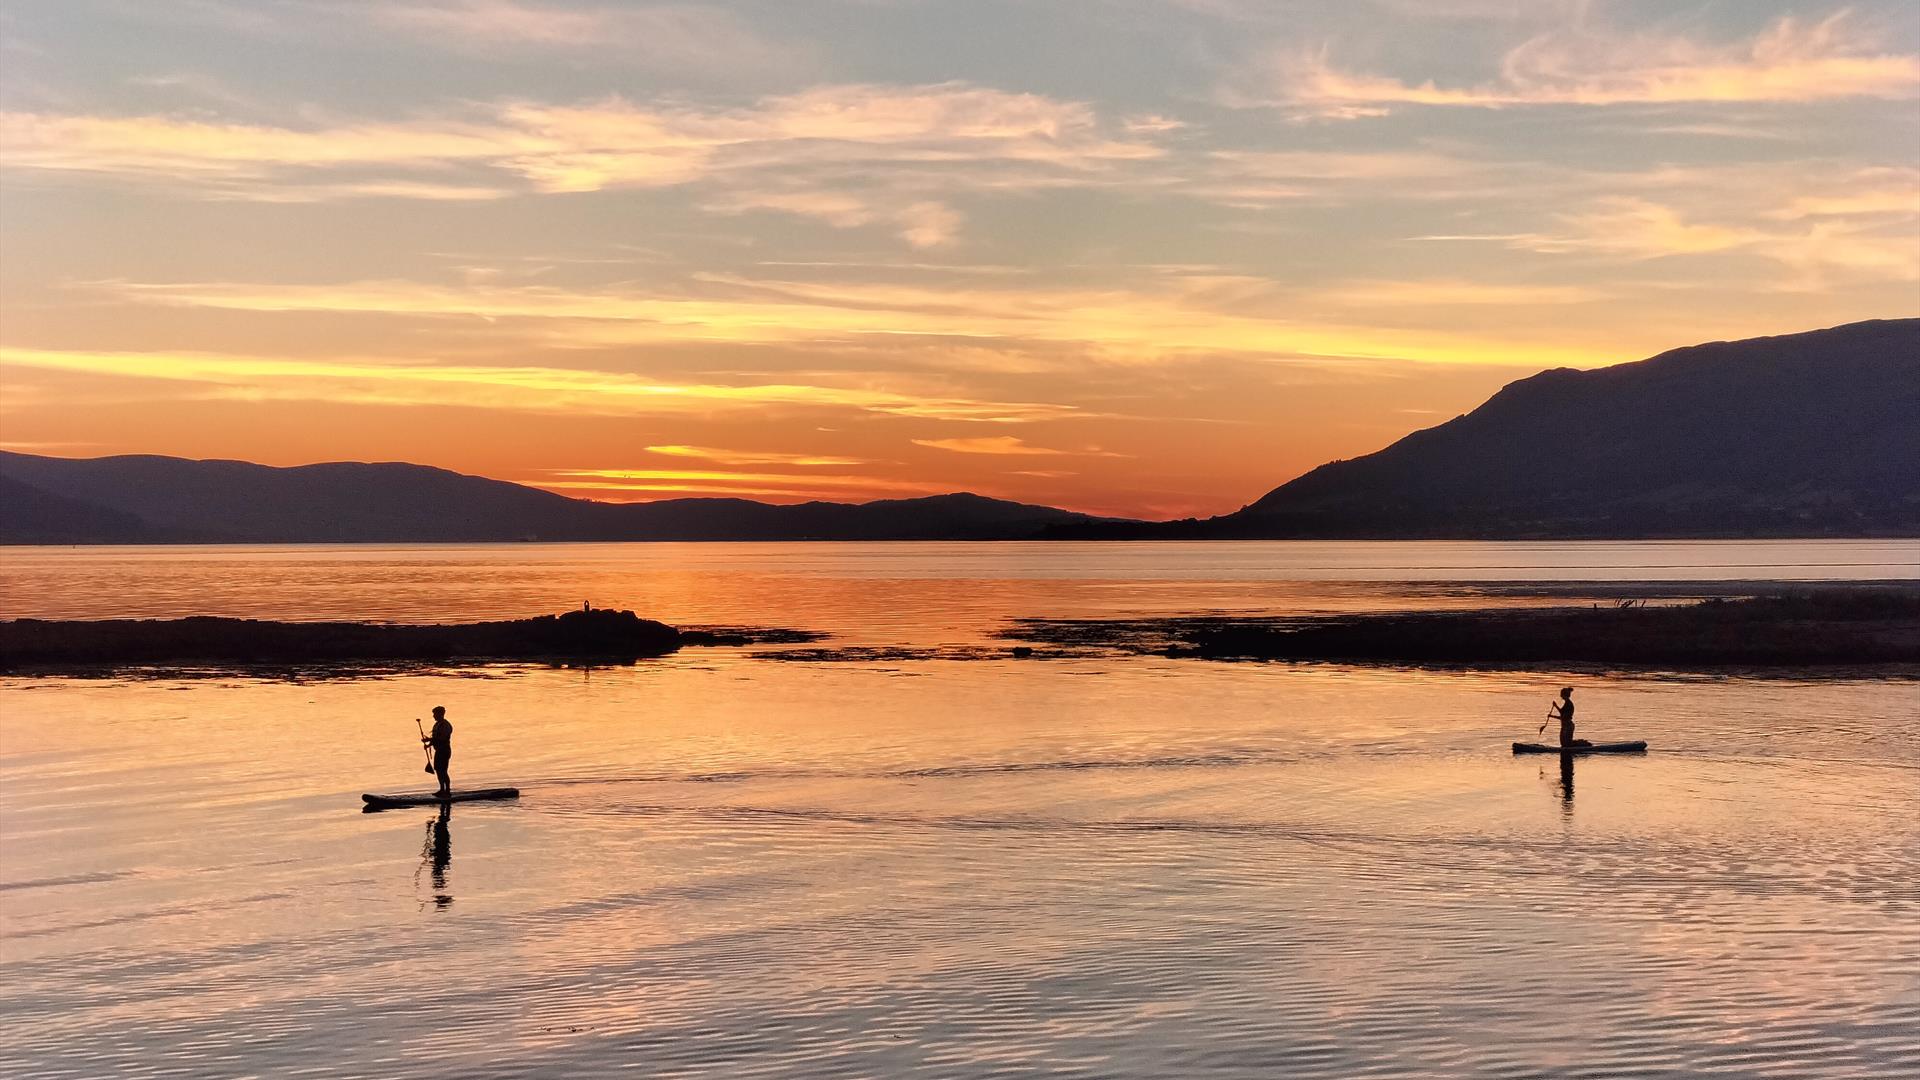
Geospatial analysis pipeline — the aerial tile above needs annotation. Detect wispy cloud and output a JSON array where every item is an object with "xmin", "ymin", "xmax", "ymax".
[
  {"xmin": 133, "ymin": 0, "xmax": 809, "ymax": 73},
  {"xmin": 1312, "ymin": 280, "xmax": 1608, "ymax": 306},
  {"xmin": 214, "ymin": 179, "xmax": 517, "ymax": 203},
  {"xmin": 548, "ymin": 468, "xmax": 938, "ymax": 491},
  {"xmin": 1767, "ymin": 168, "xmax": 1920, "ymax": 218},
  {"xmin": 1208, "ymin": 149, "xmax": 1481, "ymax": 181},
  {"xmin": 0, "ymin": 439, "xmax": 102, "ymax": 452},
  {"xmin": 1417, "ymin": 196, "xmax": 1920, "ymax": 285},
  {"xmin": 83, "ymin": 273, "xmax": 1627, "ymax": 366},
  {"xmin": 1631, "ymin": 121, "xmax": 1798, "ymax": 142},
  {"xmin": 365, "ymin": 1, "xmax": 789, "ymax": 62},
  {"xmin": 912, "ymin": 436, "xmax": 1126, "ymax": 457},
  {"xmin": 703, "ymin": 190, "xmax": 965, "ymax": 249},
  {"xmin": 1193, "ymin": 148, "xmax": 1491, "ymax": 205},
  {"xmin": 540, "ymin": 469, "xmax": 949, "ymax": 502},
  {"xmin": 1238, "ymin": 12, "xmax": 1920, "ymax": 115},
  {"xmin": 912, "ymin": 436, "xmax": 1067, "ymax": 456},
  {"xmin": 0, "ymin": 110, "xmax": 520, "ymax": 179},
  {"xmin": 0, "ymin": 347, "xmax": 1086, "ymax": 423},
  {"xmin": 0, "ymin": 83, "xmax": 1162, "ymax": 222},
  {"xmin": 645, "ymin": 445, "xmax": 872, "ymax": 467}
]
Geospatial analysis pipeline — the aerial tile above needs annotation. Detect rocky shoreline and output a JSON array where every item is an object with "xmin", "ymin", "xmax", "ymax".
[
  {"xmin": 0, "ymin": 608, "xmax": 820, "ymax": 672},
  {"xmin": 7, "ymin": 590, "xmax": 1919, "ymax": 674},
  {"xmin": 1173, "ymin": 591, "xmax": 1920, "ymax": 667},
  {"xmin": 1003, "ymin": 589, "xmax": 1920, "ymax": 668}
]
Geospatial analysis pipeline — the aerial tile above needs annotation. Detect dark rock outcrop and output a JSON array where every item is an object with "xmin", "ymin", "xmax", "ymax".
[
  {"xmin": 1187, "ymin": 591, "xmax": 1920, "ymax": 667},
  {"xmin": 0, "ymin": 608, "xmax": 685, "ymax": 669}
]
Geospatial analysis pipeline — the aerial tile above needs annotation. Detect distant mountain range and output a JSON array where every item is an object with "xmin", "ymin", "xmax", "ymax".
[
  {"xmin": 3, "ymin": 319, "xmax": 1915, "ymax": 543},
  {"xmin": 0, "ymin": 452, "xmax": 1111, "ymax": 543}
]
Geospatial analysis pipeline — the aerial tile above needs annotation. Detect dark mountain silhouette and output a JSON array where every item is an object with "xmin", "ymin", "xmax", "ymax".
[
  {"xmin": 0, "ymin": 474, "xmax": 163, "ymax": 544},
  {"xmin": 1055, "ymin": 318, "xmax": 1919, "ymax": 539},
  {"xmin": 598, "ymin": 490, "xmax": 1102, "ymax": 540},
  {"xmin": 0, "ymin": 452, "xmax": 1119, "ymax": 542},
  {"xmin": 0, "ymin": 455, "xmax": 593, "ymax": 543},
  {"xmin": 1223, "ymin": 319, "xmax": 1919, "ymax": 537}
]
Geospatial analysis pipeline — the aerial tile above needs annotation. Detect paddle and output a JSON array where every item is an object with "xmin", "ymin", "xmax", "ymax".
[
  {"xmin": 1537, "ymin": 706, "xmax": 1557, "ymax": 737},
  {"xmin": 415, "ymin": 718, "xmax": 435, "ymax": 774}
]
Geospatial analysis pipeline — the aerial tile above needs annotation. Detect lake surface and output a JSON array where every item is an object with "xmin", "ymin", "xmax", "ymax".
[{"xmin": 3, "ymin": 541, "xmax": 1918, "ymax": 1078}]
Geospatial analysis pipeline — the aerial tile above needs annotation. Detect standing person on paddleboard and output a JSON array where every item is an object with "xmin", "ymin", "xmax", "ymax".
[
  {"xmin": 422, "ymin": 706, "xmax": 453, "ymax": 798},
  {"xmin": 1550, "ymin": 687, "xmax": 1589, "ymax": 749}
]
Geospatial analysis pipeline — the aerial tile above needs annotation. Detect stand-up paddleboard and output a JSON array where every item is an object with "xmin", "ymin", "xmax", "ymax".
[
  {"xmin": 1512, "ymin": 741, "xmax": 1647, "ymax": 755},
  {"xmin": 362, "ymin": 788, "xmax": 520, "ymax": 809}
]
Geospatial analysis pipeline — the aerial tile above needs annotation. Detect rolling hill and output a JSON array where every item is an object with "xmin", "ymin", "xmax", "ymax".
[
  {"xmin": 0, "ymin": 453, "xmax": 1121, "ymax": 543},
  {"xmin": 1044, "ymin": 318, "xmax": 1918, "ymax": 539},
  {"xmin": 1211, "ymin": 319, "xmax": 1919, "ymax": 538}
]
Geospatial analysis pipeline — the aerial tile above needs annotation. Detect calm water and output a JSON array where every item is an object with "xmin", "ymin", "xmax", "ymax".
[
  {"xmin": 3, "ymin": 539, "xmax": 1916, "ymax": 642},
  {"xmin": 3, "ymin": 541, "xmax": 1918, "ymax": 1078}
]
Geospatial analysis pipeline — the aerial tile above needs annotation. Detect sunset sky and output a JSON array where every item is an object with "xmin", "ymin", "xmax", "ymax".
[{"xmin": 2, "ymin": 1, "xmax": 1914, "ymax": 518}]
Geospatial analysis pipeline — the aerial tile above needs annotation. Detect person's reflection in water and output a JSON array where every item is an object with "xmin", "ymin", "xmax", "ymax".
[
  {"xmin": 1557, "ymin": 752, "xmax": 1576, "ymax": 813},
  {"xmin": 421, "ymin": 803, "xmax": 453, "ymax": 909}
]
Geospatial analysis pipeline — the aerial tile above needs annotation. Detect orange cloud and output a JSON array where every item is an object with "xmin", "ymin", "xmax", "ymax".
[
  {"xmin": 541, "ymin": 469, "xmax": 950, "ymax": 502},
  {"xmin": 1770, "ymin": 170, "xmax": 1920, "ymax": 219},
  {"xmin": 1249, "ymin": 13, "xmax": 1920, "ymax": 114},
  {"xmin": 0, "ymin": 83, "xmax": 1168, "ymax": 250},
  {"xmin": 912, "ymin": 436, "xmax": 1068, "ymax": 456},
  {"xmin": 0, "ymin": 111, "xmax": 530, "ymax": 177},
  {"xmin": 86, "ymin": 273, "xmax": 1624, "ymax": 367},
  {"xmin": 215, "ymin": 179, "xmax": 516, "ymax": 203},
  {"xmin": 0, "ymin": 347, "xmax": 1086, "ymax": 423},
  {"xmin": 1312, "ymin": 280, "xmax": 1608, "ymax": 306},
  {"xmin": 1418, "ymin": 197, "xmax": 1920, "ymax": 283},
  {"xmin": 0, "ymin": 83, "xmax": 1161, "ymax": 209},
  {"xmin": 912, "ymin": 436, "xmax": 1125, "ymax": 457},
  {"xmin": 645, "ymin": 445, "xmax": 873, "ymax": 467},
  {"xmin": 702, "ymin": 190, "xmax": 965, "ymax": 249},
  {"xmin": 549, "ymin": 468, "xmax": 936, "ymax": 490}
]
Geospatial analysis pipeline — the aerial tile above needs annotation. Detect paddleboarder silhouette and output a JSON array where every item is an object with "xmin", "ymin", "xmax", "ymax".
[
  {"xmin": 1548, "ymin": 687, "xmax": 1590, "ymax": 749},
  {"xmin": 422, "ymin": 706, "xmax": 453, "ymax": 798}
]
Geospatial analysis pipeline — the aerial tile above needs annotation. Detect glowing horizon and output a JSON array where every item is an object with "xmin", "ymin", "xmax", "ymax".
[{"xmin": 2, "ymin": 1, "xmax": 1914, "ymax": 518}]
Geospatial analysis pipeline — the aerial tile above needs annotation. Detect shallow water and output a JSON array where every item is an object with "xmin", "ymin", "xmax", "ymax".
[{"xmin": 2, "ymin": 541, "xmax": 1918, "ymax": 1078}]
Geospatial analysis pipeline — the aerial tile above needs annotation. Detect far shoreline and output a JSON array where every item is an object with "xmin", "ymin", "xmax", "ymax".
[
  {"xmin": 0, "ymin": 609, "xmax": 823, "ymax": 674},
  {"xmin": 5, "ymin": 588, "xmax": 1919, "ymax": 676},
  {"xmin": 1012, "ymin": 589, "xmax": 1920, "ymax": 669}
]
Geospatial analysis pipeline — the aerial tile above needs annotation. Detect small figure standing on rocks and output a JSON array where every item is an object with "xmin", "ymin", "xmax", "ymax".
[{"xmin": 422, "ymin": 705, "xmax": 453, "ymax": 798}]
